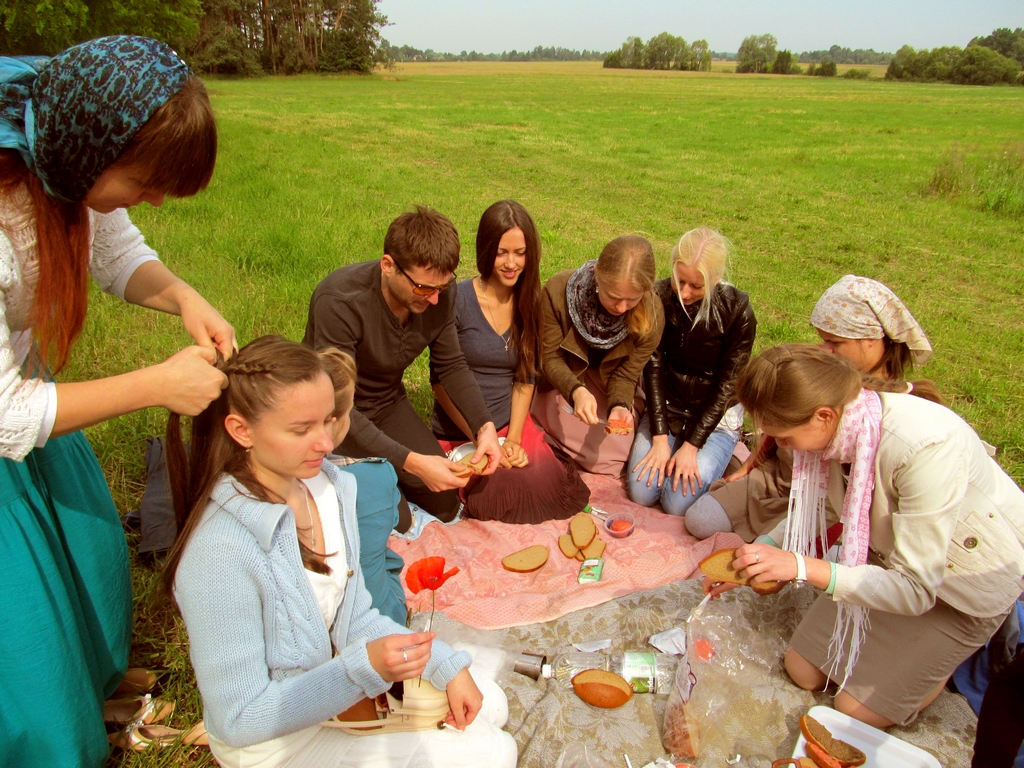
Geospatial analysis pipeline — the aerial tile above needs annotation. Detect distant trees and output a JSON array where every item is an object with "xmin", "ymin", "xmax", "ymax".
[
  {"xmin": 0, "ymin": 0, "xmax": 201, "ymax": 55},
  {"xmin": 806, "ymin": 58, "xmax": 837, "ymax": 77},
  {"xmin": 886, "ymin": 42, "xmax": 1022, "ymax": 85},
  {"xmin": 771, "ymin": 50, "xmax": 801, "ymax": 74},
  {"xmin": 386, "ymin": 45, "xmax": 606, "ymax": 63},
  {"xmin": 736, "ymin": 34, "xmax": 777, "ymax": 73},
  {"xmin": 969, "ymin": 28, "xmax": 1024, "ymax": 67},
  {"xmin": 799, "ymin": 45, "xmax": 891, "ymax": 65},
  {"xmin": 603, "ymin": 32, "xmax": 711, "ymax": 71},
  {"xmin": 0, "ymin": 0, "xmax": 392, "ymax": 75}
]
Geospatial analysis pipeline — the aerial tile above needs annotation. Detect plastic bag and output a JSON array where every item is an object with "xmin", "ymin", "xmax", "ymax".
[
  {"xmin": 554, "ymin": 742, "xmax": 615, "ymax": 768},
  {"xmin": 661, "ymin": 594, "xmax": 779, "ymax": 758}
]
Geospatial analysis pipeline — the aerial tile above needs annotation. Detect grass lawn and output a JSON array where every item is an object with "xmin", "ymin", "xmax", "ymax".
[{"xmin": 83, "ymin": 61, "xmax": 1023, "ymax": 765}]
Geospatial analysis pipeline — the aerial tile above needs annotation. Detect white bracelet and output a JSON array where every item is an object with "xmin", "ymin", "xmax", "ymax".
[{"xmin": 794, "ymin": 552, "xmax": 807, "ymax": 582}]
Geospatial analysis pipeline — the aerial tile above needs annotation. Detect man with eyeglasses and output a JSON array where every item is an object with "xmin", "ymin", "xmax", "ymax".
[{"xmin": 305, "ymin": 206, "xmax": 501, "ymax": 526}]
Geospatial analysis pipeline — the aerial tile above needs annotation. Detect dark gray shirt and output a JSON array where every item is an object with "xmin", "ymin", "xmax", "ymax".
[
  {"xmin": 431, "ymin": 279, "xmax": 516, "ymax": 439},
  {"xmin": 304, "ymin": 261, "xmax": 491, "ymax": 468}
]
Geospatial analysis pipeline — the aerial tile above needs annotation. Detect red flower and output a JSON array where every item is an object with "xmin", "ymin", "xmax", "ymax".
[{"xmin": 405, "ymin": 557, "xmax": 459, "ymax": 595}]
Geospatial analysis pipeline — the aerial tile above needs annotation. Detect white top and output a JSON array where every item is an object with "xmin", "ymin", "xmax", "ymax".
[
  {"xmin": 304, "ymin": 471, "xmax": 350, "ymax": 630},
  {"xmin": 209, "ymin": 471, "xmax": 352, "ymax": 768},
  {"xmin": 0, "ymin": 187, "xmax": 159, "ymax": 459}
]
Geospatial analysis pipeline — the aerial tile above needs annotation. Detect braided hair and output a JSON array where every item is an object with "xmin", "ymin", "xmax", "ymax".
[{"xmin": 163, "ymin": 336, "xmax": 356, "ymax": 599}]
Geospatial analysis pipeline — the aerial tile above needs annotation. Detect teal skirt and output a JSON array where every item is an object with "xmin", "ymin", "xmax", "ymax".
[{"xmin": 0, "ymin": 431, "xmax": 131, "ymax": 768}]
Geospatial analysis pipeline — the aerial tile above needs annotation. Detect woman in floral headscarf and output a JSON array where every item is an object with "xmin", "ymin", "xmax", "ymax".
[
  {"xmin": 0, "ymin": 37, "xmax": 232, "ymax": 766},
  {"xmin": 686, "ymin": 275, "xmax": 933, "ymax": 541}
]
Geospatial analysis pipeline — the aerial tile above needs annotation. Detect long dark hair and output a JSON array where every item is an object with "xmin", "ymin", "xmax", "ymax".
[
  {"xmin": 162, "ymin": 335, "xmax": 356, "ymax": 600},
  {"xmin": 475, "ymin": 200, "xmax": 541, "ymax": 382},
  {"xmin": 0, "ymin": 75, "xmax": 216, "ymax": 372}
]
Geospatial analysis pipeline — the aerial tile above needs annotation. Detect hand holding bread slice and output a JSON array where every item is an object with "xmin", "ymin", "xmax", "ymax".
[
  {"xmin": 451, "ymin": 452, "xmax": 488, "ymax": 478},
  {"xmin": 698, "ymin": 548, "xmax": 783, "ymax": 595}
]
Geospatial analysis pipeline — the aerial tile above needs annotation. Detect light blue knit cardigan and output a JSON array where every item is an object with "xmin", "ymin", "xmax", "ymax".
[{"xmin": 174, "ymin": 461, "xmax": 471, "ymax": 747}]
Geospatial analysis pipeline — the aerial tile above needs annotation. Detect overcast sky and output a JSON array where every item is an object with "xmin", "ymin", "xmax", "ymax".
[{"xmin": 377, "ymin": 0, "xmax": 1021, "ymax": 55}]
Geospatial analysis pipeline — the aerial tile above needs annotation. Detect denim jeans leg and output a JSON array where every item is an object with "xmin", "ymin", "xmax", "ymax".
[
  {"xmin": 661, "ymin": 426, "xmax": 740, "ymax": 516},
  {"xmin": 626, "ymin": 420, "xmax": 668, "ymax": 507}
]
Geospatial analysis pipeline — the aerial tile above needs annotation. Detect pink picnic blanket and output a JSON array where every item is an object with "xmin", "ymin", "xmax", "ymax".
[{"xmin": 389, "ymin": 473, "xmax": 744, "ymax": 630}]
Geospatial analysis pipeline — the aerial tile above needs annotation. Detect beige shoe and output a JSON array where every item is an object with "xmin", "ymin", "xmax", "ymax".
[
  {"xmin": 108, "ymin": 723, "xmax": 184, "ymax": 752},
  {"xmin": 103, "ymin": 694, "xmax": 175, "ymax": 726}
]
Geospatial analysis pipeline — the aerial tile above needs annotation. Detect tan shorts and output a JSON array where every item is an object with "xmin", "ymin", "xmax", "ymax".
[{"xmin": 790, "ymin": 593, "xmax": 1009, "ymax": 726}]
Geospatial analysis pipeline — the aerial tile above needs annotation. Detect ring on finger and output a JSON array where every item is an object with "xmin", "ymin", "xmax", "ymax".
[
  {"xmin": 402, "ymin": 650, "xmax": 408, "ymax": 663},
  {"xmin": 754, "ymin": 552, "xmax": 760, "ymax": 563}
]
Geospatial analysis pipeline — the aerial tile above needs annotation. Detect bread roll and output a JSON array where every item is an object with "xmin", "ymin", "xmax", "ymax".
[{"xmin": 571, "ymin": 669, "xmax": 633, "ymax": 708}]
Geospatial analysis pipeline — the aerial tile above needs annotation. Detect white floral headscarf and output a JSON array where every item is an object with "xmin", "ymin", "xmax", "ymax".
[{"xmin": 810, "ymin": 275, "xmax": 932, "ymax": 366}]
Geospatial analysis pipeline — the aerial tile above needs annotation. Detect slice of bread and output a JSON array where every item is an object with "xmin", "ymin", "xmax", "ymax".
[
  {"xmin": 698, "ymin": 548, "xmax": 783, "ymax": 596},
  {"xmin": 799, "ymin": 715, "xmax": 866, "ymax": 767},
  {"xmin": 569, "ymin": 513, "xmax": 597, "ymax": 549},
  {"xmin": 580, "ymin": 536, "xmax": 606, "ymax": 560},
  {"xmin": 805, "ymin": 743, "xmax": 842, "ymax": 768},
  {"xmin": 558, "ymin": 534, "xmax": 580, "ymax": 559},
  {"xmin": 502, "ymin": 545, "xmax": 549, "ymax": 573},
  {"xmin": 457, "ymin": 453, "xmax": 488, "ymax": 474},
  {"xmin": 604, "ymin": 418, "xmax": 633, "ymax": 436},
  {"xmin": 571, "ymin": 669, "xmax": 633, "ymax": 708}
]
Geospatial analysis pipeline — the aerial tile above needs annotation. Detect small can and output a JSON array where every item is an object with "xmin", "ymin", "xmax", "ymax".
[{"xmin": 578, "ymin": 558, "xmax": 604, "ymax": 583}]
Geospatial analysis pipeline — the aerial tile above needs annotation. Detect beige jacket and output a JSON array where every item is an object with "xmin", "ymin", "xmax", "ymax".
[
  {"xmin": 769, "ymin": 391, "xmax": 1024, "ymax": 618},
  {"xmin": 539, "ymin": 269, "xmax": 664, "ymax": 409}
]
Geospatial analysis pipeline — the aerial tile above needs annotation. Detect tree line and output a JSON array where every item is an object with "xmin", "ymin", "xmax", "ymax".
[
  {"xmin": 0, "ymin": 0, "xmax": 392, "ymax": 75},
  {"xmin": 387, "ymin": 44, "xmax": 606, "ymax": 63},
  {"xmin": 885, "ymin": 28, "xmax": 1024, "ymax": 85},
  {"xmin": 603, "ymin": 33, "xmax": 713, "ymax": 71}
]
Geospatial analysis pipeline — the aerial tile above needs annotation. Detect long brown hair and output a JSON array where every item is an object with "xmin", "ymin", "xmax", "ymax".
[
  {"xmin": 162, "ymin": 336, "xmax": 357, "ymax": 600},
  {"xmin": 475, "ymin": 200, "xmax": 541, "ymax": 382},
  {"xmin": 595, "ymin": 235, "xmax": 658, "ymax": 341},
  {"xmin": 737, "ymin": 344, "xmax": 944, "ymax": 431},
  {"xmin": 0, "ymin": 75, "xmax": 216, "ymax": 372}
]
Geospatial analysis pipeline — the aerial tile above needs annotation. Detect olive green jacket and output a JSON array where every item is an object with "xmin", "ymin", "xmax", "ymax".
[{"xmin": 539, "ymin": 269, "xmax": 664, "ymax": 411}]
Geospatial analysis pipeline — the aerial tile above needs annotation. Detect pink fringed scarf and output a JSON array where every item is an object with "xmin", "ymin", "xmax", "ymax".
[{"xmin": 784, "ymin": 388, "xmax": 882, "ymax": 691}]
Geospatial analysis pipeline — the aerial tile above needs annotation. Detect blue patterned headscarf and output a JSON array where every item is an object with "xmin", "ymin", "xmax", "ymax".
[{"xmin": 0, "ymin": 36, "xmax": 191, "ymax": 203}]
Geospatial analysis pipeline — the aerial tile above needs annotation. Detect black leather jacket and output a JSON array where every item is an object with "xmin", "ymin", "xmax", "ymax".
[{"xmin": 645, "ymin": 279, "xmax": 757, "ymax": 447}]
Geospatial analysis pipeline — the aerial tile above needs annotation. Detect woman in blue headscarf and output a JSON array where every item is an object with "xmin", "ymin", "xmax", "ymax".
[{"xmin": 0, "ymin": 36, "xmax": 232, "ymax": 766}]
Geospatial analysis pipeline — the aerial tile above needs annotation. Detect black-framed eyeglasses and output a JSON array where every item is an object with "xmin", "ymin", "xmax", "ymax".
[{"xmin": 393, "ymin": 261, "xmax": 457, "ymax": 296}]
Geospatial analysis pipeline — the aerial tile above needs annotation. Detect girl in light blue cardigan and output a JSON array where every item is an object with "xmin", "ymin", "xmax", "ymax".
[{"xmin": 164, "ymin": 336, "xmax": 517, "ymax": 768}]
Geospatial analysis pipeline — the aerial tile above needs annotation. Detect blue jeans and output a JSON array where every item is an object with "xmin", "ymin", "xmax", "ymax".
[{"xmin": 626, "ymin": 420, "xmax": 739, "ymax": 516}]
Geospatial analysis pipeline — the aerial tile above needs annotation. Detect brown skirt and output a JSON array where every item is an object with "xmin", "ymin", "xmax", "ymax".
[
  {"xmin": 706, "ymin": 447, "xmax": 794, "ymax": 542},
  {"xmin": 790, "ymin": 592, "xmax": 1009, "ymax": 726}
]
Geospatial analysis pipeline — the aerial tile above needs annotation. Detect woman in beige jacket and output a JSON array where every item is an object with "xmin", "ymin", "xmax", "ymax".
[
  {"xmin": 532, "ymin": 235, "xmax": 664, "ymax": 476},
  {"xmin": 706, "ymin": 345, "xmax": 1024, "ymax": 729}
]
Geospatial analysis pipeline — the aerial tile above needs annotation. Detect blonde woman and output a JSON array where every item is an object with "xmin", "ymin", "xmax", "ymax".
[
  {"xmin": 627, "ymin": 227, "xmax": 756, "ymax": 518},
  {"xmin": 533, "ymin": 235, "xmax": 664, "ymax": 476}
]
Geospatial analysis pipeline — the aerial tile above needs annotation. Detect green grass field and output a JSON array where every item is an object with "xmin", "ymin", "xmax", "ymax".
[{"xmin": 85, "ymin": 61, "xmax": 1023, "ymax": 765}]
